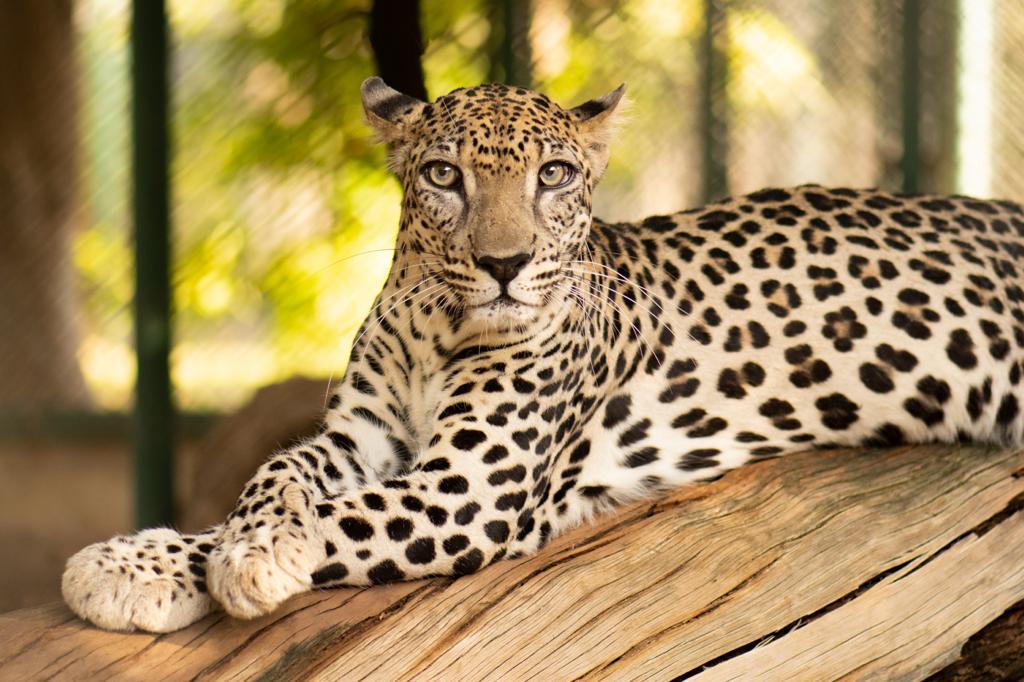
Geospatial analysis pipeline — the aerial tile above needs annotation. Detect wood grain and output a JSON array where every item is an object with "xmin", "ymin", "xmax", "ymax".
[{"xmin": 2, "ymin": 444, "xmax": 1022, "ymax": 681}]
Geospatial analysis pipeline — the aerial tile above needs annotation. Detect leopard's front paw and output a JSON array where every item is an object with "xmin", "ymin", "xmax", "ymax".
[
  {"xmin": 207, "ymin": 483, "xmax": 322, "ymax": 619},
  {"xmin": 62, "ymin": 528, "xmax": 215, "ymax": 632}
]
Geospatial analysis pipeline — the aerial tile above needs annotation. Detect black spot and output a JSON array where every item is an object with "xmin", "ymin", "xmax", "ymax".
[
  {"xmin": 438, "ymin": 402, "xmax": 473, "ymax": 420},
  {"xmin": 482, "ymin": 444, "xmax": 509, "ymax": 464},
  {"xmin": 603, "ymin": 395, "xmax": 632, "ymax": 428},
  {"xmin": 742, "ymin": 362, "xmax": 765, "ymax": 386},
  {"xmin": 452, "ymin": 429, "xmax": 486, "ymax": 451},
  {"xmin": 891, "ymin": 310, "xmax": 932, "ymax": 339},
  {"xmin": 678, "ymin": 449, "xmax": 720, "ymax": 471},
  {"xmin": 859, "ymin": 363, "xmax": 894, "ymax": 393},
  {"xmin": 997, "ymin": 394, "xmax": 1019, "ymax": 425},
  {"xmin": 443, "ymin": 534, "xmax": 469, "ymax": 555},
  {"xmin": 453, "ymin": 548, "xmax": 484, "ymax": 575},
  {"xmin": 815, "ymin": 393, "xmax": 860, "ymax": 430},
  {"xmin": 865, "ymin": 423, "xmax": 906, "ymax": 447},
  {"xmin": 426, "ymin": 506, "xmax": 448, "ymax": 526},
  {"xmin": 512, "ymin": 377, "xmax": 536, "ymax": 393},
  {"xmin": 917, "ymin": 376, "xmax": 951, "ymax": 404},
  {"xmin": 401, "ymin": 495, "xmax": 424, "ymax": 512},
  {"xmin": 484, "ymin": 520, "xmax": 510, "ymax": 543},
  {"xmin": 785, "ymin": 344, "xmax": 813, "ymax": 365},
  {"xmin": 672, "ymin": 408, "xmax": 706, "ymax": 428},
  {"xmin": 667, "ymin": 358, "xmax": 698, "ymax": 378},
  {"xmin": 340, "ymin": 517, "xmax": 374, "ymax": 541},
  {"xmin": 328, "ymin": 432, "xmax": 357, "ymax": 452},
  {"xmin": 385, "ymin": 517, "xmax": 413, "ymax": 541},
  {"xmin": 759, "ymin": 399, "xmax": 794, "ymax": 417},
  {"xmin": 717, "ymin": 369, "xmax": 746, "ymax": 399},
  {"xmin": 658, "ymin": 378, "xmax": 700, "ymax": 403},
  {"xmin": 946, "ymin": 329, "xmax": 978, "ymax": 369},
  {"xmin": 421, "ymin": 458, "xmax": 450, "ymax": 472},
  {"xmin": 368, "ymin": 559, "xmax": 405, "ymax": 584},
  {"xmin": 454, "ymin": 502, "xmax": 481, "ymax": 525},
  {"xmin": 567, "ymin": 440, "xmax": 591, "ymax": 463},
  {"xmin": 783, "ymin": 320, "xmax": 806, "ymax": 337},
  {"xmin": 904, "ymin": 398, "xmax": 944, "ymax": 426},
  {"xmin": 405, "ymin": 538, "xmax": 436, "ymax": 564},
  {"xmin": 488, "ymin": 465, "xmax": 527, "ymax": 485},
  {"xmin": 749, "ymin": 188, "xmax": 792, "ymax": 203},
  {"xmin": 311, "ymin": 562, "xmax": 348, "ymax": 585},
  {"xmin": 496, "ymin": 491, "xmax": 528, "ymax": 511},
  {"xmin": 363, "ymin": 493, "xmax": 386, "ymax": 511},
  {"xmin": 625, "ymin": 447, "xmax": 659, "ymax": 468},
  {"xmin": 877, "ymin": 344, "xmax": 919, "ymax": 372},
  {"xmin": 578, "ymin": 485, "xmax": 609, "ymax": 498},
  {"xmin": 687, "ymin": 417, "xmax": 727, "ymax": 438},
  {"xmin": 439, "ymin": 475, "xmax": 469, "ymax": 494},
  {"xmin": 618, "ymin": 418, "xmax": 651, "ymax": 447}
]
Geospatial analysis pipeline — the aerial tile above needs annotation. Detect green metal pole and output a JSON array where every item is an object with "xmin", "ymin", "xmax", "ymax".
[
  {"xmin": 131, "ymin": 0, "xmax": 174, "ymax": 529},
  {"xmin": 901, "ymin": 0, "xmax": 922, "ymax": 193},
  {"xmin": 700, "ymin": 0, "xmax": 729, "ymax": 203},
  {"xmin": 501, "ymin": 0, "xmax": 532, "ymax": 88}
]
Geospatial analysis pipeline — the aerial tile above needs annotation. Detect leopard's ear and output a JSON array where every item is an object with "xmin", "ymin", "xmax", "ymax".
[
  {"xmin": 361, "ymin": 77, "xmax": 427, "ymax": 144},
  {"xmin": 569, "ymin": 83, "xmax": 627, "ymax": 181}
]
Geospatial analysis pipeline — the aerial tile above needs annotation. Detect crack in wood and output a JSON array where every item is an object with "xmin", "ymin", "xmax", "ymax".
[
  {"xmin": 668, "ymin": 485, "xmax": 1024, "ymax": 680},
  {"xmin": 254, "ymin": 581, "xmax": 445, "ymax": 680},
  {"xmin": 586, "ymin": 557, "xmax": 784, "ymax": 678},
  {"xmin": 894, "ymin": 490, "xmax": 1024, "ymax": 584},
  {"xmin": 190, "ymin": 599, "xmax": 330, "ymax": 680},
  {"xmin": 670, "ymin": 557, "xmax": 916, "ymax": 681},
  {"xmin": 0, "ymin": 613, "xmax": 77, "ymax": 668},
  {"xmin": 404, "ymin": 534, "xmax": 634, "ymax": 675}
]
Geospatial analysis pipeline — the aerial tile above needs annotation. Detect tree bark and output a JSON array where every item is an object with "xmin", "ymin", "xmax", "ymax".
[
  {"xmin": 2, "ymin": 443, "xmax": 1022, "ymax": 679},
  {"xmin": 0, "ymin": 1, "xmax": 90, "ymax": 410}
]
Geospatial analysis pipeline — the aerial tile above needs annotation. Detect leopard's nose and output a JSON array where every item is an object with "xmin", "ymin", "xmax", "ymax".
[{"xmin": 474, "ymin": 252, "xmax": 533, "ymax": 285}]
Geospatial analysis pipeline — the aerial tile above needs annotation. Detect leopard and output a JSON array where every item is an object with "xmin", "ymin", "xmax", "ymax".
[{"xmin": 62, "ymin": 77, "xmax": 1024, "ymax": 632}]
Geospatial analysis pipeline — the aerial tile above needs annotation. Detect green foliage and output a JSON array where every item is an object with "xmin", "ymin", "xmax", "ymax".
[{"xmin": 75, "ymin": 0, "xmax": 973, "ymax": 409}]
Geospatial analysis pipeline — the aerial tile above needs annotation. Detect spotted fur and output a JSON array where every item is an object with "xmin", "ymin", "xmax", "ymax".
[{"xmin": 63, "ymin": 79, "xmax": 1024, "ymax": 632}]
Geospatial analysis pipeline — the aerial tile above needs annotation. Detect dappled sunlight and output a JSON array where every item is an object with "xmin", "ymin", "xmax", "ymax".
[{"xmin": 66, "ymin": 0, "xmax": 1022, "ymax": 411}]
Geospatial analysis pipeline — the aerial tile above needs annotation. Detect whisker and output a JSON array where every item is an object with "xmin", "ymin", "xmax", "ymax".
[{"xmin": 560, "ymin": 272, "xmax": 664, "ymax": 369}]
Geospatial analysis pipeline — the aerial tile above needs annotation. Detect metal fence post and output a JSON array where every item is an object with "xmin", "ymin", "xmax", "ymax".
[
  {"xmin": 131, "ymin": 0, "xmax": 174, "ymax": 529},
  {"xmin": 700, "ymin": 0, "xmax": 729, "ymax": 203},
  {"xmin": 901, "ymin": 0, "xmax": 922, "ymax": 193},
  {"xmin": 490, "ymin": 0, "xmax": 532, "ymax": 87}
]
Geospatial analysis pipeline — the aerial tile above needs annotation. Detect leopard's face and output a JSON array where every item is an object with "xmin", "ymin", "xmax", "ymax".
[{"xmin": 361, "ymin": 79, "xmax": 624, "ymax": 335}]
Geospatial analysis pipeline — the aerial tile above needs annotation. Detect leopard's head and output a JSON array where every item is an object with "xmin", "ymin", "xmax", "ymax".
[{"xmin": 361, "ymin": 78, "xmax": 624, "ymax": 337}]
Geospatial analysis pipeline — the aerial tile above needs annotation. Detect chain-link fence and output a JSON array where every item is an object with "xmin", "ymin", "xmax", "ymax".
[
  {"xmin": 52, "ymin": 0, "xmax": 1024, "ymax": 412},
  {"xmin": 1, "ymin": 0, "xmax": 1023, "ymax": 610}
]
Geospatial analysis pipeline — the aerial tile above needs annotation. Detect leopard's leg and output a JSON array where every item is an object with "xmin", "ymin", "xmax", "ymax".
[
  {"xmin": 62, "ymin": 392, "xmax": 408, "ymax": 631},
  {"xmin": 206, "ymin": 371, "xmax": 561, "ymax": 619}
]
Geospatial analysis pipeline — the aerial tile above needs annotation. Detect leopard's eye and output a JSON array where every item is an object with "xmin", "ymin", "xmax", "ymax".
[
  {"xmin": 538, "ymin": 161, "xmax": 574, "ymax": 188},
  {"xmin": 423, "ymin": 162, "xmax": 461, "ymax": 189}
]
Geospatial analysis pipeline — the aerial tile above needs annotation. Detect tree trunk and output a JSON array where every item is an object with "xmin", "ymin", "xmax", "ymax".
[
  {"xmin": 0, "ymin": 1, "xmax": 90, "ymax": 411},
  {"xmin": 368, "ymin": 0, "xmax": 428, "ymax": 100},
  {"xmin": 2, "ymin": 443, "xmax": 1022, "ymax": 679}
]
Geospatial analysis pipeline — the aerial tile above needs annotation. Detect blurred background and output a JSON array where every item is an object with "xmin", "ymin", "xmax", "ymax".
[{"xmin": 1, "ymin": 0, "xmax": 1022, "ymax": 612}]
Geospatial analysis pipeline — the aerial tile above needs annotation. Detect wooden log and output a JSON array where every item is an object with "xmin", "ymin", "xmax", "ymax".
[{"xmin": 2, "ymin": 443, "xmax": 1022, "ymax": 680}]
